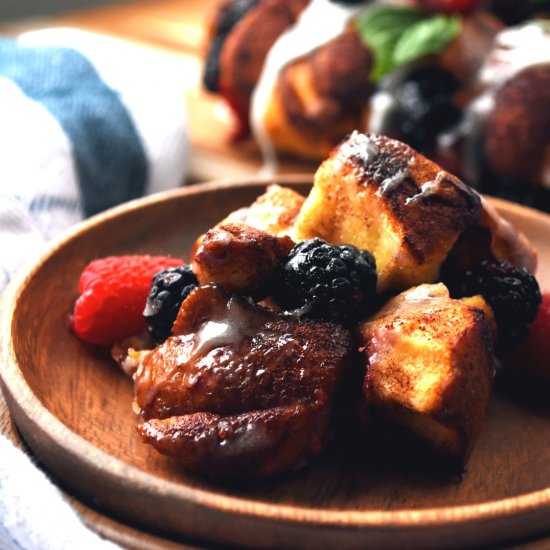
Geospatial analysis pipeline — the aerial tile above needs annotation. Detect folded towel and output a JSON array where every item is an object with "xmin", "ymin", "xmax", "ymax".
[
  {"xmin": 0, "ymin": 27, "xmax": 191, "ymax": 548},
  {"xmin": 0, "ymin": 433, "xmax": 120, "ymax": 550},
  {"xmin": 0, "ymin": 27, "xmax": 190, "ymax": 291}
]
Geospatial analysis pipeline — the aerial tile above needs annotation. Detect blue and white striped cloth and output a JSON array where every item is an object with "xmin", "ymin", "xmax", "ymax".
[
  {"xmin": 0, "ymin": 27, "xmax": 190, "ymax": 291},
  {"xmin": 0, "ymin": 27, "xmax": 192, "ymax": 549}
]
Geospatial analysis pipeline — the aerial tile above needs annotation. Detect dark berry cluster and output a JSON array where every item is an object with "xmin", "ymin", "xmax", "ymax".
[
  {"xmin": 274, "ymin": 238, "xmax": 378, "ymax": 325},
  {"xmin": 386, "ymin": 67, "xmax": 461, "ymax": 152},
  {"xmin": 203, "ymin": 0, "xmax": 260, "ymax": 92},
  {"xmin": 144, "ymin": 265, "xmax": 198, "ymax": 343},
  {"xmin": 441, "ymin": 259, "xmax": 541, "ymax": 353}
]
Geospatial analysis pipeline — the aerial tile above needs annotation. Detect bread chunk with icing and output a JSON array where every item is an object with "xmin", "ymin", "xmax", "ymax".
[
  {"xmin": 134, "ymin": 286, "xmax": 352, "ymax": 477},
  {"xmin": 262, "ymin": 31, "xmax": 373, "ymax": 160},
  {"xmin": 483, "ymin": 64, "xmax": 550, "ymax": 188},
  {"xmin": 213, "ymin": 0, "xmax": 309, "ymax": 130},
  {"xmin": 292, "ymin": 132, "xmax": 483, "ymax": 292},
  {"xmin": 192, "ymin": 223, "xmax": 294, "ymax": 296},
  {"xmin": 358, "ymin": 283, "xmax": 494, "ymax": 463}
]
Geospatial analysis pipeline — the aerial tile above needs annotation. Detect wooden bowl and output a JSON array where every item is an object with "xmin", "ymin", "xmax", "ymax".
[{"xmin": 1, "ymin": 176, "xmax": 550, "ymax": 550}]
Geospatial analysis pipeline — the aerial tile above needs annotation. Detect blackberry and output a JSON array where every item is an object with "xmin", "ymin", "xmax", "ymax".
[
  {"xmin": 386, "ymin": 67, "xmax": 461, "ymax": 152},
  {"xmin": 274, "ymin": 238, "xmax": 378, "ymax": 325},
  {"xmin": 203, "ymin": 0, "xmax": 260, "ymax": 92},
  {"xmin": 441, "ymin": 259, "xmax": 541, "ymax": 353},
  {"xmin": 144, "ymin": 264, "xmax": 198, "ymax": 343}
]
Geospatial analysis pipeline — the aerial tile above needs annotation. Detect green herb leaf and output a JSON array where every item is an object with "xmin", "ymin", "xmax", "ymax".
[
  {"xmin": 355, "ymin": 6, "xmax": 462, "ymax": 81},
  {"xmin": 355, "ymin": 6, "xmax": 425, "ymax": 81},
  {"xmin": 393, "ymin": 15, "xmax": 461, "ymax": 66}
]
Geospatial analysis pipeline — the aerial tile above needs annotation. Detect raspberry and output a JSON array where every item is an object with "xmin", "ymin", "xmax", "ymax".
[
  {"xmin": 505, "ymin": 292, "xmax": 550, "ymax": 380},
  {"xmin": 144, "ymin": 265, "xmax": 199, "ymax": 344},
  {"xmin": 71, "ymin": 255, "xmax": 182, "ymax": 345},
  {"xmin": 274, "ymin": 238, "xmax": 378, "ymax": 325}
]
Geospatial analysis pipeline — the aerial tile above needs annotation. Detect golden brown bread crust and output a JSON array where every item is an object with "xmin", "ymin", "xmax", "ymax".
[
  {"xmin": 358, "ymin": 283, "xmax": 494, "ymax": 462},
  {"xmin": 216, "ymin": 183, "xmax": 305, "ymax": 236},
  {"xmin": 138, "ymin": 403, "xmax": 325, "ymax": 477},
  {"xmin": 293, "ymin": 132, "xmax": 538, "ymax": 290},
  {"xmin": 192, "ymin": 223, "xmax": 294, "ymax": 296},
  {"xmin": 263, "ymin": 31, "xmax": 373, "ymax": 159},
  {"xmin": 193, "ymin": 184, "xmax": 303, "ymax": 260},
  {"xmin": 293, "ymin": 132, "xmax": 482, "ymax": 291},
  {"xmin": 219, "ymin": 0, "xmax": 308, "ymax": 119},
  {"xmin": 134, "ymin": 286, "xmax": 352, "ymax": 476}
]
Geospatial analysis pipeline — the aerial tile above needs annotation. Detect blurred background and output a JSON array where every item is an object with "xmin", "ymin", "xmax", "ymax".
[{"xmin": 0, "ymin": 0, "xmax": 120, "ymax": 22}]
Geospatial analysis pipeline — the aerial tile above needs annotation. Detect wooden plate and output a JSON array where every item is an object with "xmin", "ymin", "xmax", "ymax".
[{"xmin": 1, "ymin": 176, "xmax": 550, "ymax": 550}]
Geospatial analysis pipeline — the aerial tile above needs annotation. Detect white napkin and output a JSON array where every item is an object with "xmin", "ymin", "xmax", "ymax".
[
  {"xmin": 0, "ymin": 27, "xmax": 192, "ymax": 547},
  {"xmin": 0, "ymin": 434, "xmax": 120, "ymax": 550},
  {"xmin": 0, "ymin": 27, "xmax": 190, "ymax": 292}
]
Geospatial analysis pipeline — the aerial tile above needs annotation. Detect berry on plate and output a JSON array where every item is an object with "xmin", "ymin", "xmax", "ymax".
[
  {"xmin": 71, "ymin": 255, "xmax": 182, "ymax": 345},
  {"xmin": 504, "ymin": 292, "xmax": 550, "ymax": 382},
  {"xmin": 143, "ymin": 265, "xmax": 199, "ymax": 344},
  {"xmin": 441, "ymin": 259, "xmax": 541, "ymax": 353},
  {"xmin": 274, "ymin": 238, "xmax": 378, "ymax": 325}
]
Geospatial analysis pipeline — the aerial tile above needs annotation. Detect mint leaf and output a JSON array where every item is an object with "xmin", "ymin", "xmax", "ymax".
[
  {"xmin": 394, "ymin": 15, "xmax": 461, "ymax": 66},
  {"xmin": 356, "ymin": 6, "xmax": 425, "ymax": 81},
  {"xmin": 355, "ymin": 6, "xmax": 461, "ymax": 81}
]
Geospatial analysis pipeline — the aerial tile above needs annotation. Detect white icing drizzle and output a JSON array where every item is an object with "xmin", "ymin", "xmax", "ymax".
[
  {"xmin": 339, "ymin": 130, "xmax": 380, "ymax": 166},
  {"xmin": 367, "ymin": 90, "xmax": 395, "ymax": 135},
  {"xmin": 250, "ymin": 0, "xmax": 367, "ymax": 175},
  {"xmin": 190, "ymin": 297, "xmax": 264, "ymax": 358},
  {"xmin": 440, "ymin": 23, "xmax": 550, "ymax": 185},
  {"xmin": 479, "ymin": 23, "xmax": 550, "ymax": 88},
  {"xmin": 376, "ymin": 168, "xmax": 409, "ymax": 196},
  {"xmin": 404, "ymin": 171, "xmax": 446, "ymax": 205}
]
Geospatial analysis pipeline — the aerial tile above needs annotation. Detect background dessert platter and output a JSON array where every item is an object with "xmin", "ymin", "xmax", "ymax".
[
  {"xmin": 203, "ymin": 0, "xmax": 550, "ymax": 210},
  {"xmin": 1, "ymin": 170, "xmax": 550, "ymax": 549}
]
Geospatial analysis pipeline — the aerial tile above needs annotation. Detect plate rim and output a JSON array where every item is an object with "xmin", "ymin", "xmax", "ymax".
[{"xmin": 2, "ymin": 176, "xmax": 550, "ymax": 540}]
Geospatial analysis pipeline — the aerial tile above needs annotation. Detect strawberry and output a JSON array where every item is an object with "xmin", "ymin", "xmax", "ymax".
[
  {"xmin": 415, "ymin": 0, "xmax": 482, "ymax": 13},
  {"xmin": 504, "ymin": 292, "xmax": 550, "ymax": 382},
  {"xmin": 71, "ymin": 255, "xmax": 182, "ymax": 345}
]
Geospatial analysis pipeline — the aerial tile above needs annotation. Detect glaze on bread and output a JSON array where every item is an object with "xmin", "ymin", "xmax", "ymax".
[
  {"xmin": 293, "ymin": 132, "xmax": 482, "ymax": 291},
  {"xmin": 358, "ymin": 283, "xmax": 494, "ymax": 462}
]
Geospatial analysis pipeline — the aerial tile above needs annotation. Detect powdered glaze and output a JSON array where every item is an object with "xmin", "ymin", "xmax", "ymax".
[
  {"xmin": 479, "ymin": 23, "xmax": 550, "ymax": 88},
  {"xmin": 191, "ymin": 297, "xmax": 264, "ymax": 358},
  {"xmin": 405, "ymin": 171, "xmax": 447, "ymax": 205},
  {"xmin": 250, "ymin": 0, "xmax": 367, "ymax": 175},
  {"xmin": 367, "ymin": 90, "xmax": 396, "ymax": 135},
  {"xmin": 339, "ymin": 130, "xmax": 380, "ymax": 167},
  {"xmin": 444, "ymin": 23, "xmax": 550, "ymax": 184}
]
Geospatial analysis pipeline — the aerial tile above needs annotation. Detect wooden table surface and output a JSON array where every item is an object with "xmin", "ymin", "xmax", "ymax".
[
  {"xmin": 56, "ymin": 0, "xmax": 317, "ymax": 183},
  {"xmin": 1, "ymin": 1, "xmax": 550, "ymax": 548}
]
